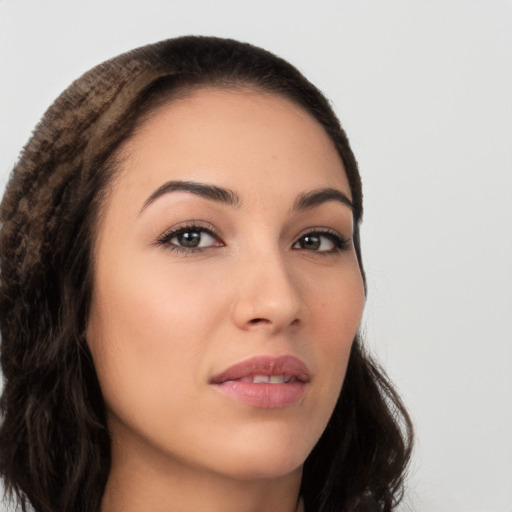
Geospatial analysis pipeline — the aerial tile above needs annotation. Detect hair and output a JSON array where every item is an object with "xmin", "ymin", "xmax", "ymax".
[{"xmin": 0, "ymin": 36, "xmax": 413, "ymax": 512}]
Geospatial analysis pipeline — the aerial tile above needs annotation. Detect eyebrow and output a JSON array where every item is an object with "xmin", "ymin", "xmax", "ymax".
[
  {"xmin": 140, "ymin": 180, "xmax": 353, "ymax": 215},
  {"xmin": 293, "ymin": 188, "xmax": 354, "ymax": 212},
  {"xmin": 141, "ymin": 180, "xmax": 241, "ymax": 212}
]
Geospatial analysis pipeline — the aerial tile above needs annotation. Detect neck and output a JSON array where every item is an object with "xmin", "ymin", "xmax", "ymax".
[{"xmin": 101, "ymin": 429, "xmax": 303, "ymax": 512}]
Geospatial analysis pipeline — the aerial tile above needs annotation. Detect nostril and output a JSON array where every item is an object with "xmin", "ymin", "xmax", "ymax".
[{"xmin": 249, "ymin": 318, "xmax": 267, "ymax": 324}]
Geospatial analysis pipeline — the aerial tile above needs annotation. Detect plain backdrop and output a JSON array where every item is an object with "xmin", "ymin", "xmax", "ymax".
[{"xmin": 1, "ymin": 1, "xmax": 511, "ymax": 511}]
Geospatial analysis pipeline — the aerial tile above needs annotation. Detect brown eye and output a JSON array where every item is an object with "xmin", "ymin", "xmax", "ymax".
[
  {"xmin": 174, "ymin": 231, "xmax": 202, "ymax": 247},
  {"xmin": 292, "ymin": 230, "xmax": 349, "ymax": 253},
  {"xmin": 157, "ymin": 224, "xmax": 224, "ymax": 254},
  {"xmin": 300, "ymin": 235, "xmax": 322, "ymax": 250},
  {"xmin": 295, "ymin": 234, "xmax": 334, "ymax": 251},
  {"xmin": 170, "ymin": 229, "xmax": 218, "ymax": 249}
]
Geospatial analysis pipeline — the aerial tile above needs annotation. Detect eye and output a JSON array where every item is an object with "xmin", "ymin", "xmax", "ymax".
[
  {"xmin": 157, "ymin": 224, "xmax": 223, "ymax": 253},
  {"xmin": 292, "ymin": 230, "xmax": 349, "ymax": 253},
  {"xmin": 171, "ymin": 229, "xmax": 216, "ymax": 248}
]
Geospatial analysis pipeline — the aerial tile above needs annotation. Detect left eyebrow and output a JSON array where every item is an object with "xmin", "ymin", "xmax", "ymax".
[{"xmin": 293, "ymin": 188, "xmax": 354, "ymax": 212}]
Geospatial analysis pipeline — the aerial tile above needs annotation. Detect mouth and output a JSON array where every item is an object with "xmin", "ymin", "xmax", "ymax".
[
  {"xmin": 238, "ymin": 375, "xmax": 297, "ymax": 384},
  {"xmin": 210, "ymin": 355, "xmax": 310, "ymax": 409}
]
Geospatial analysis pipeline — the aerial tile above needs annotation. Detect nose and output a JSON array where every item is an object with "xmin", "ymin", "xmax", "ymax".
[{"xmin": 231, "ymin": 249, "xmax": 304, "ymax": 334}]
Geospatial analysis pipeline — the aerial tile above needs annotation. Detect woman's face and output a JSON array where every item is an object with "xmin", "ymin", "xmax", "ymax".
[{"xmin": 87, "ymin": 88, "xmax": 365, "ymax": 480}]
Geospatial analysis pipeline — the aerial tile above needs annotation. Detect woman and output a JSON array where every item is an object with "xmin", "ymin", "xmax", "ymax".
[{"xmin": 0, "ymin": 36, "xmax": 412, "ymax": 512}]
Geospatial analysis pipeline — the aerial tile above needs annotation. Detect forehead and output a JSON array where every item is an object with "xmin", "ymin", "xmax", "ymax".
[{"xmin": 113, "ymin": 87, "xmax": 351, "ymax": 208}]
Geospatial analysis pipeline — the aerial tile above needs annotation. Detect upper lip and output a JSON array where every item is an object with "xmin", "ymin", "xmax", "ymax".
[{"xmin": 210, "ymin": 355, "xmax": 310, "ymax": 384}]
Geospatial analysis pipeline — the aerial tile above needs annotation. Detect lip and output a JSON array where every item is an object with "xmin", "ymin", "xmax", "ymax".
[{"xmin": 210, "ymin": 355, "xmax": 310, "ymax": 409}]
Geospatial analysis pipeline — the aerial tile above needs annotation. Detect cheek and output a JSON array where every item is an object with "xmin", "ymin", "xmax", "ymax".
[
  {"xmin": 303, "ymin": 261, "xmax": 365, "ymax": 398},
  {"xmin": 305, "ymin": 258, "xmax": 364, "ymax": 339},
  {"xmin": 86, "ymin": 257, "xmax": 228, "ymax": 415}
]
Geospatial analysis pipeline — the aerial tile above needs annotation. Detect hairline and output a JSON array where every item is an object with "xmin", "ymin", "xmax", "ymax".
[{"xmin": 92, "ymin": 80, "xmax": 352, "ymax": 248}]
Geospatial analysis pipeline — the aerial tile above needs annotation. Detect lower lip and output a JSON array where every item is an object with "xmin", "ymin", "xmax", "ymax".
[{"xmin": 212, "ymin": 381, "xmax": 307, "ymax": 409}]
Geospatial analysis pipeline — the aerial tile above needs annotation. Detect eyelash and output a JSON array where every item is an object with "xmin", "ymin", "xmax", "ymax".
[
  {"xmin": 156, "ymin": 223, "xmax": 222, "ymax": 254},
  {"xmin": 156, "ymin": 223, "xmax": 350, "ymax": 255},
  {"xmin": 293, "ymin": 228, "xmax": 350, "ymax": 255}
]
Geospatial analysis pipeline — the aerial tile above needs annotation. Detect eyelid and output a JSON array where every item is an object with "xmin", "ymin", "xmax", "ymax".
[
  {"xmin": 154, "ymin": 222, "xmax": 350, "ymax": 255},
  {"xmin": 292, "ymin": 227, "xmax": 351, "ymax": 252},
  {"xmin": 155, "ymin": 221, "xmax": 224, "ymax": 251}
]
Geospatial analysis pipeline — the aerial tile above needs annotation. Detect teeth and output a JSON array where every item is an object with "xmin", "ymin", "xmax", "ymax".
[
  {"xmin": 253, "ymin": 375, "xmax": 270, "ymax": 383},
  {"xmin": 250, "ymin": 375, "xmax": 291, "ymax": 384}
]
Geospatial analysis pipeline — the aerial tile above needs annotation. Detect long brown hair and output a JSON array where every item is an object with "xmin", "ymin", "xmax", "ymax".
[{"xmin": 0, "ymin": 36, "xmax": 412, "ymax": 512}]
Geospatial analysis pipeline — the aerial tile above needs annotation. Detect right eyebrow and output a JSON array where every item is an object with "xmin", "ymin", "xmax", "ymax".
[{"xmin": 140, "ymin": 180, "xmax": 242, "ymax": 214}]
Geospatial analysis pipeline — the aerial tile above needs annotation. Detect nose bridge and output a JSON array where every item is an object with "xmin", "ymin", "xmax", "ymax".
[{"xmin": 232, "ymin": 240, "xmax": 303, "ymax": 332}]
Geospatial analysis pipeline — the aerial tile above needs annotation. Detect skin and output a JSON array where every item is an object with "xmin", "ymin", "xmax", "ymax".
[{"xmin": 87, "ymin": 88, "xmax": 365, "ymax": 512}]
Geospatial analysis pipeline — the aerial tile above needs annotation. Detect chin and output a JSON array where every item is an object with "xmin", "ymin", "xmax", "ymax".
[
  {"xmin": 222, "ymin": 453, "xmax": 305, "ymax": 482},
  {"xmin": 205, "ymin": 426, "xmax": 314, "ymax": 481}
]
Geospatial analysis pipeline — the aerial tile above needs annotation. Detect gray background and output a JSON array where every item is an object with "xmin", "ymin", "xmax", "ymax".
[{"xmin": 1, "ymin": 1, "xmax": 511, "ymax": 511}]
